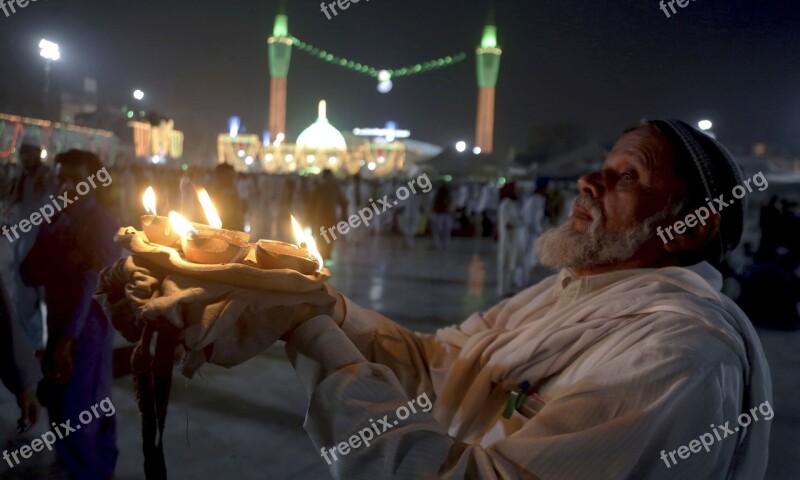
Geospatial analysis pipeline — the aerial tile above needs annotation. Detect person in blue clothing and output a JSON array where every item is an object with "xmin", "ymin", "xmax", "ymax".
[{"xmin": 21, "ymin": 149, "xmax": 119, "ymax": 480}]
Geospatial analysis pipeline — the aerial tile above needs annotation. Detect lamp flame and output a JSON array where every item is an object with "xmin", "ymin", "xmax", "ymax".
[
  {"xmin": 291, "ymin": 215, "xmax": 323, "ymax": 271},
  {"xmin": 194, "ymin": 187, "xmax": 223, "ymax": 229},
  {"xmin": 143, "ymin": 186, "xmax": 157, "ymax": 215},
  {"xmin": 168, "ymin": 211, "xmax": 197, "ymax": 239}
]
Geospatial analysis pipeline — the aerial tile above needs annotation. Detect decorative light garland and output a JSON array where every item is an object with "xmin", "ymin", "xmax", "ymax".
[
  {"xmin": 0, "ymin": 122, "xmax": 24, "ymax": 159},
  {"xmin": 288, "ymin": 36, "xmax": 467, "ymax": 79},
  {"xmin": 0, "ymin": 113, "xmax": 115, "ymax": 138}
]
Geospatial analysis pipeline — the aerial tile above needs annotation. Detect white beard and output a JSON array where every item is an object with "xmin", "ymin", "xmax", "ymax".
[{"xmin": 535, "ymin": 196, "xmax": 671, "ymax": 270}]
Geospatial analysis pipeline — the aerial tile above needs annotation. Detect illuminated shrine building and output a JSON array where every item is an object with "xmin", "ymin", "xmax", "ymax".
[{"xmin": 218, "ymin": 100, "xmax": 406, "ymax": 177}]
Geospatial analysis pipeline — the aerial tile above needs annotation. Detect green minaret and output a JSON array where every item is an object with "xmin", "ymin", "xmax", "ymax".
[
  {"xmin": 268, "ymin": 5, "xmax": 292, "ymax": 137},
  {"xmin": 475, "ymin": 14, "xmax": 501, "ymax": 154}
]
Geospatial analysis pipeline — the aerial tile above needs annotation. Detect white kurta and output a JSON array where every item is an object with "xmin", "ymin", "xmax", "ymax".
[
  {"xmin": 497, "ymin": 198, "xmax": 526, "ymax": 296},
  {"xmin": 285, "ymin": 262, "xmax": 771, "ymax": 479}
]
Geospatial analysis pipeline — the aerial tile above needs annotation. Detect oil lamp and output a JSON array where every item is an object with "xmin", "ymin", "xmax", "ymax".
[
  {"xmin": 140, "ymin": 186, "xmax": 180, "ymax": 247},
  {"xmin": 194, "ymin": 186, "xmax": 250, "ymax": 244},
  {"xmin": 170, "ymin": 211, "xmax": 250, "ymax": 264},
  {"xmin": 255, "ymin": 215, "xmax": 323, "ymax": 274}
]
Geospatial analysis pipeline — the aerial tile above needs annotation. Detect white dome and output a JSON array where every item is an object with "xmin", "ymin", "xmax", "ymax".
[{"xmin": 296, "ymin": 100, "xmax": 347, "ymax": 151}]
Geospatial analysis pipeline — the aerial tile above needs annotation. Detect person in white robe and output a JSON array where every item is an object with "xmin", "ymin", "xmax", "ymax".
[
  {"xmin": 520, "ymin": 183, "xmax": 547, "ymax": 288},
  {"xmin": 138, "ymin": 120, "xmax": 771, "ymax": 479},
  {"xmin": 276, "ymin": 120, "xmax": 771, "ymax": 479},
  {"xmin": 344, "ymin": 173, "xmax": 368, "ymax": 246},
  {"xmin": 398, "ymin": 184, "xmax": 422, "ymax": 248},
  {"xmin": 497, "ymin": 183, "xmax": 526, "ymax": 297}
]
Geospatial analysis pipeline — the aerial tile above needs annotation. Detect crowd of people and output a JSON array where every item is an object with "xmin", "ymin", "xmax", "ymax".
[
  {"xmin": 1, "ymin": 138, "xmax": 798, "ymax": 478},
  {"xmin": 97, "ymin": 160, "xmax": 578, "ymax": 290},
  {"xmin": 733, "ymin": 195, "xmax": 800, "ymax": 329},
  {"xmin": 1, "ymin": 146, "xmax": 119, "ymax": 479},
  {"xmin": 1, "ymin": 146, "xmax": 569, "ymax": 478}
]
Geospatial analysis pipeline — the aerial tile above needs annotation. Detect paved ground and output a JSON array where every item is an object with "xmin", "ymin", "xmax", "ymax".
[{"xmin": 1, "ymin": 235, "xmax": 798, "ymax": 479}]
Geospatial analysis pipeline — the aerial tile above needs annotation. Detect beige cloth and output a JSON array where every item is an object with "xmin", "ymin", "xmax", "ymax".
[
  {"xmin": 95, "ymin": 255, "xmax": 334, "ymax": 378},
  {"xmin": 114, "ymin": 227, "xmax": 330, "ymax": 292},
  {"xmin": 286, "ymin": 262, "xmax": 771, "ymax": 479}
]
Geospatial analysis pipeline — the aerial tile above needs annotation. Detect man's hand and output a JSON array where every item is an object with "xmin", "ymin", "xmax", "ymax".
[
  {"xmin": 16, "ymin": 387, "xmax": 40, "ymax": 433},
  {"xmin": 280, "ymin": 284, "xmax": 346, "ymax": 341},
  {"xmin": 48, "ymin": 337, "xmax": 75, "ymax": 384},
  {"xmin": 126, "ymin": 273, "xmax": 346, "ymax": 376}
]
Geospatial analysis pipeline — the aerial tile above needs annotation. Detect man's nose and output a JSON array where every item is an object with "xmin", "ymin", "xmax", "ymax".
[{"xmin": 577, "ymin": 171, "xmax": 604, "ymax": 199}]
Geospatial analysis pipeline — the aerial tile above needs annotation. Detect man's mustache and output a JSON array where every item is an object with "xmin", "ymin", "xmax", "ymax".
[{"xmin": 573, "ymin": 195, "xmax": 604, "ymax": 223}]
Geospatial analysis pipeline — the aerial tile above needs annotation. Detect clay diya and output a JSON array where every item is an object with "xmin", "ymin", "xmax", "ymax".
[
  {"xmin": 169, "ymin": 212, "xmax": 251, "ymax": 264},
  {"xmin": 141, "ymin": 214, "xmax": 181, "ymax": 247},
  {"xmin": 255, "ymin": 240, "xmax": 319, "ymax": 274},
  {"xmin": 141, "ymin": 186, "xmax": 181, "ymax": 247}
]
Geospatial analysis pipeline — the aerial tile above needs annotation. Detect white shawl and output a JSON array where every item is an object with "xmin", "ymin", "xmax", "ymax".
[{"xmin": 432, "ymin": 262, "xmax": 771, "ymax": 478}]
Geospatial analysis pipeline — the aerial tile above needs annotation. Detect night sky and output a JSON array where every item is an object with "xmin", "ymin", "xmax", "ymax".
[{"xmin": 1, "ymin": 0, "xmax": 798, "ymax": 162}]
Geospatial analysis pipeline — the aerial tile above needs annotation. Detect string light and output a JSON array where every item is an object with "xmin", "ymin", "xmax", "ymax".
[
  {"xmin": 288, "ymin": 36, "xmax": 467, "ymax": 79},
  {"xmin": 0, "ymin": 113, "xmax": 114, "ymax": 137},
  {"xmin": 0, "ymin": 123, "xmax": 24, "ymax": 158}
]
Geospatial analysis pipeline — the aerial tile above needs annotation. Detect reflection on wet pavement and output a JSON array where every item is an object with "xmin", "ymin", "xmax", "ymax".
[
  {"xmin": 2, "ymin": 236, "xmax": 797, "ymax": 480},
  {"xmin": 329, "ymin": 236, "xmax": 537, "ymax": 332}
]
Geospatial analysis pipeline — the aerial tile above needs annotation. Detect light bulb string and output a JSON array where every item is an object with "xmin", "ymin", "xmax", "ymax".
[{"xmin": 288, "ymin": 36, "xmax": 467, "ymax": 79}]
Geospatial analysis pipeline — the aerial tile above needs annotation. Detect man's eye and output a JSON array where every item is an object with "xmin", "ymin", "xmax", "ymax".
[{"xmin": 621, "ymin": 170, "xmax": 636, "ymax": 181}]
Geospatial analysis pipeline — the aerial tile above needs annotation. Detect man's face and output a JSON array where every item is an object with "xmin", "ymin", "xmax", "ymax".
[
  {"xmin": 56, "ymin": 162, "xmax": 90, "ymax": 200},
  {"xmin": 536, "ymin": 126, "xmax": 687, "ymax": 271}
]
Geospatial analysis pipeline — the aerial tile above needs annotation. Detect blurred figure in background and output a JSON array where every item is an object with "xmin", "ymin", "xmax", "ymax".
[
  {"xmin": 546, "ymin": 179, "xmax": 566, "ymax": 227},
  {"xmin": 476, "ymin": 180, "xmax": 497, "ymax": 237},
  {"xmin": 308, "ymin": 169, "xmax": 348, "ymax": 261},
  {"xmin": 429, "ymin": 180, "xmax": 453, "ymax": 250},
  {"xmin": 209, "ymin": 163, "xmax": 246, "ymax": 231},
  {"xmin": 236, "ymin": 172, "xmax": 256, "ymax": 232},
  {"xmin": 0, "ymin": 237, "xmax": 41, "ymax": 435},
  {"xmin": 755, "ymin": 195, "xmax": 782, "ymax": 262},
  {"xmin": 398, "ymin": 175, "xmax": 423, "ymax": 248},
  {"xmin": 21, "ymin": 150, "xmax": 119, "ymax": 480},
  {"xmin": 277, "ymin": 175, "xmax": 296, "ymax": 241},
  {"xmin": 248, "ymin": 173, "xmax": 274, "ymax": 241},
  {"xmin": 497, "ymin": 182, "xmax": 525, "ymax": 297},
  {"xmin": 9, "ymin": 145, "xmax": 52, "ymax": 352},
  {"xmin": 345, "ymin": 173, "xmax": 367, "ymax": 246},
  {"xmin": 370, "ymin": 179, "xmax": 393, "ymax": 235},
  {"xmin": 520, "ymin": 179, "xmax": 548, "ymax": 284},
  {"xmin": 12, "ymin": 145, "xmax": 52, "ymax": 207},
  {"xmin": 738, "ymin": 195, "xmax": 800, "ymax": 329}
]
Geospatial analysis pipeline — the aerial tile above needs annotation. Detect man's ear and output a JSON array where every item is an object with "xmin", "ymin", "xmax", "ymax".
[{"xmin": 663, "ymin": 211, "xmax": 722, "ymax": 254}]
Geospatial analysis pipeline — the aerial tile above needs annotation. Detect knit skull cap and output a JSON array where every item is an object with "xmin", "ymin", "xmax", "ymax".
[{"xmin": 646, "ymin": 120, "xmax": 746, "ymax": 262}]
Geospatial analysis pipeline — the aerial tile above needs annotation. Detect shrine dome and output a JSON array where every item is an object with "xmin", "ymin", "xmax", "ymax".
[{"xmin": 296, "ymin": 100, "xmax": 347, "ymax": 151}]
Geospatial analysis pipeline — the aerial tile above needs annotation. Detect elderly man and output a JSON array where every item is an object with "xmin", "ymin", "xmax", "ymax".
[
  {"xmin": 279, "ymin": 120, "xmax": 771, "ymax": 479},
  {"xmin": 101, "ymin": 119, "xmax": 770, "ymax": 479}
]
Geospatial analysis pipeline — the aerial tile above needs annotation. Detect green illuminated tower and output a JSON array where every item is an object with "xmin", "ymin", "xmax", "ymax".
[
  {"xmin": 268, "ymin": 9, "xmax": 292, "ymax": 137},
  {"xmin": 475, "ymin": 19, "xmax": 502, "ymax": 154}
]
